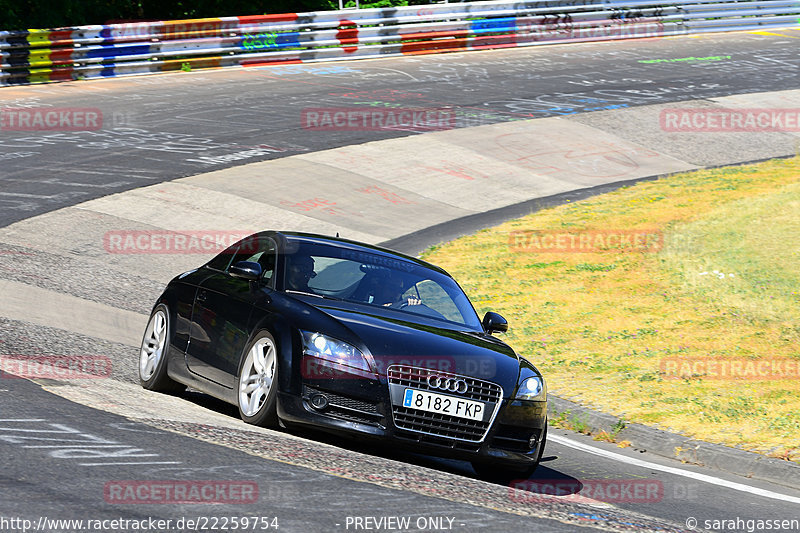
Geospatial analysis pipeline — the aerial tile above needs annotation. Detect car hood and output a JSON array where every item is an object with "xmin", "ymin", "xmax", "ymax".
[{"xmin": 310, "ymin": 300, "xmax": 522, "ymax": 395}]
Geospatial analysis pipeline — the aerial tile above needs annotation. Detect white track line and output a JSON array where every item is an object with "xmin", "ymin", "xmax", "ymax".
[{"xmin": 549, "ymin": 434, "xmax": 800, "ymax": 505}]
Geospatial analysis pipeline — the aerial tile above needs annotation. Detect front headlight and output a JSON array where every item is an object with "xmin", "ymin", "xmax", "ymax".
[
  {"xmin": 301, "ymin": 331, "xmax": 370, "ymax": 372},
  {"xmin": 515, "ymin": 376, "xmax": 547, "ymax": 401}
]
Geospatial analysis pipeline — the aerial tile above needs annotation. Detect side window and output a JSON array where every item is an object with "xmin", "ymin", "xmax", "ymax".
[
  {"xmin": 206, "ymin": 241, "xmax": 240, "ymax": 272},
  {"xmin": 227, "ymin": 237, "xmax": 277, "ymax": 287}
]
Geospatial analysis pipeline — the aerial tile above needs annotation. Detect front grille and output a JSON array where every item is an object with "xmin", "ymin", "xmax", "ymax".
[
  {"xmin": 387, "ymin": 364, "xmax": 502, "ymax": 443},
  {"xmin": 387, "ymin": 365, "xmax": 501, "ymax": 402},
  {"xmin": 393, "ymin": 406, "xmax": 487, "ymax": 440},
  {"xmin": 303, "ymin": 386, "xmax": 381, "ymax": 425}
]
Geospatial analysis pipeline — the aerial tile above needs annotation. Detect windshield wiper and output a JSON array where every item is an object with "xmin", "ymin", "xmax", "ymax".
[{"xmin": 285, "ymin": 290, "xmax": 343, "ymax": 301}]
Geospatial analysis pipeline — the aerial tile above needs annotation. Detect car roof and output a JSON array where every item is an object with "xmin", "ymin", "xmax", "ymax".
[{"xmin": 263, "ymin": 230, "xmax": 450, "ymax": 276}]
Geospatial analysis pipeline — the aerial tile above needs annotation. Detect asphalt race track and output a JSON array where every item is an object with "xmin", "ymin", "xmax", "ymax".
[{"xmin": 2, "ymin": 28, "xmax": 800, "ymax": 532}]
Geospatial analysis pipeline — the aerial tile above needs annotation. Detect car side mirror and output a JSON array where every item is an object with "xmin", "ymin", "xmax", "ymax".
[
  {"xmin": 229, "ymin": 261, "xmax": 262, "ymax": 281},
  {"xmin": 482, "ymin": 311, "xmax": 508, "ymax": 335}
]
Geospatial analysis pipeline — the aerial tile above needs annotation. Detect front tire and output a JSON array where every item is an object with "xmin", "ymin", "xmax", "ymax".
[
  {"xmin": 236, "ymin": 331, "xmax": 279, "ymax": 427},
  {"xmin": 139, "ymin": 304, "xmax": 185, "ymax": 392}
]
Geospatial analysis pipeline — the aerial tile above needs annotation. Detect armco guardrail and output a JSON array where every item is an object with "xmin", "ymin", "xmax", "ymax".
[{"xmin": 1, "ymin": 0, "xmax": 799, "ymax": 86}]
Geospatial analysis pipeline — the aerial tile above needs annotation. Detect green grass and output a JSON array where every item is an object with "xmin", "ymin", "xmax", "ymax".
[
  {"xmin": 660, "ymin": 182, "xmax": 800, "ymax": 324},
  {"xmin": 423, "ymin": 157, "xmax": 800, "ymax": 462}
]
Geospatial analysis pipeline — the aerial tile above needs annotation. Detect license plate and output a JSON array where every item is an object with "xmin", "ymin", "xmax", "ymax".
[{"xmin": 402, "ymin": 388, "xmax": 484, "ymax": 421}]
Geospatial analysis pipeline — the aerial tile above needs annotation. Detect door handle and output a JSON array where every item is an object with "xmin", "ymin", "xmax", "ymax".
[{"xmin": 197, "ymin": 290, "xmax": 207, "ymax": 303}]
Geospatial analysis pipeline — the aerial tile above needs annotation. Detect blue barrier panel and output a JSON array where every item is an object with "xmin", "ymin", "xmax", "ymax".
[
  {"xmin": 86, "ymin": 44, "xmax": 153, "ymax": 59},
  {"xmin": 471, "ymin": 17, "xmax": 517, "ymax": 34}
]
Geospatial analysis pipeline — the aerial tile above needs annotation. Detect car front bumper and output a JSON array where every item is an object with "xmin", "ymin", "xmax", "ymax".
[{"xmin": 277, "ymin": 385, "xmax": 547, "ymax": 466}]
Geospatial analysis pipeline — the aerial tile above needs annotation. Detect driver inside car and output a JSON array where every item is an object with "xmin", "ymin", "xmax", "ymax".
[
  {"xmin": 286, "ymin": 255, "xmax": 317, "ymax": 293},
  {"xmin": 362, "ymin": 272, "xmax": 422, "ymax": 308}
]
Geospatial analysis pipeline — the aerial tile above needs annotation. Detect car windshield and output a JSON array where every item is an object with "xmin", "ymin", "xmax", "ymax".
[{"xmin": 283, "ymin": 242, "xmax": 482, "ymax": 330}]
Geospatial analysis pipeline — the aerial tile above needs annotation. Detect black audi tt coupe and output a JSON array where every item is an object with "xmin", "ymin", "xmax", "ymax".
[{"xmin": 139, "ymin": 231, "xmax": 547, "ymax": 478}]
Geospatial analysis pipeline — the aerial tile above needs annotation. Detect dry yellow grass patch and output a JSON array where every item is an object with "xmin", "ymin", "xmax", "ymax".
[{"xmin": 423, "ymin": 157, "xmax": 800, "ymax": 463}]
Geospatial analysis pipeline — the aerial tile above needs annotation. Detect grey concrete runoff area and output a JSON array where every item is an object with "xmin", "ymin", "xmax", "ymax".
[{"xmin": 2, "ymin": 31, "xmax": 800, "ymax": 530}]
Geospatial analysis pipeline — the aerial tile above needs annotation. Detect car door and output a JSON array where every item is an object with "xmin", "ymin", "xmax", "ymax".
[{"xmin": 185, "ymin": 236, "xmax": 277, "ymax": 388}]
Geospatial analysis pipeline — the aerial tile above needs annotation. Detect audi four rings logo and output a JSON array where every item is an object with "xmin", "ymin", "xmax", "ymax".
[{"xmin": 427, "ymin": 375, "xmax": 468, "ymax": 394}]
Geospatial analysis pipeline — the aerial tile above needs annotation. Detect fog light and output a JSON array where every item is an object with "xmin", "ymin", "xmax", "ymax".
[{"xmin": 310, "ymin": 394, "xmax": 329, "ymax": 410}]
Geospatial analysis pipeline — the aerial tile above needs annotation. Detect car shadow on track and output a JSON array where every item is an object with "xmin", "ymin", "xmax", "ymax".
[{"xmin": 176, "ymin": 388, "xmax": 583, "ymax": 495}]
